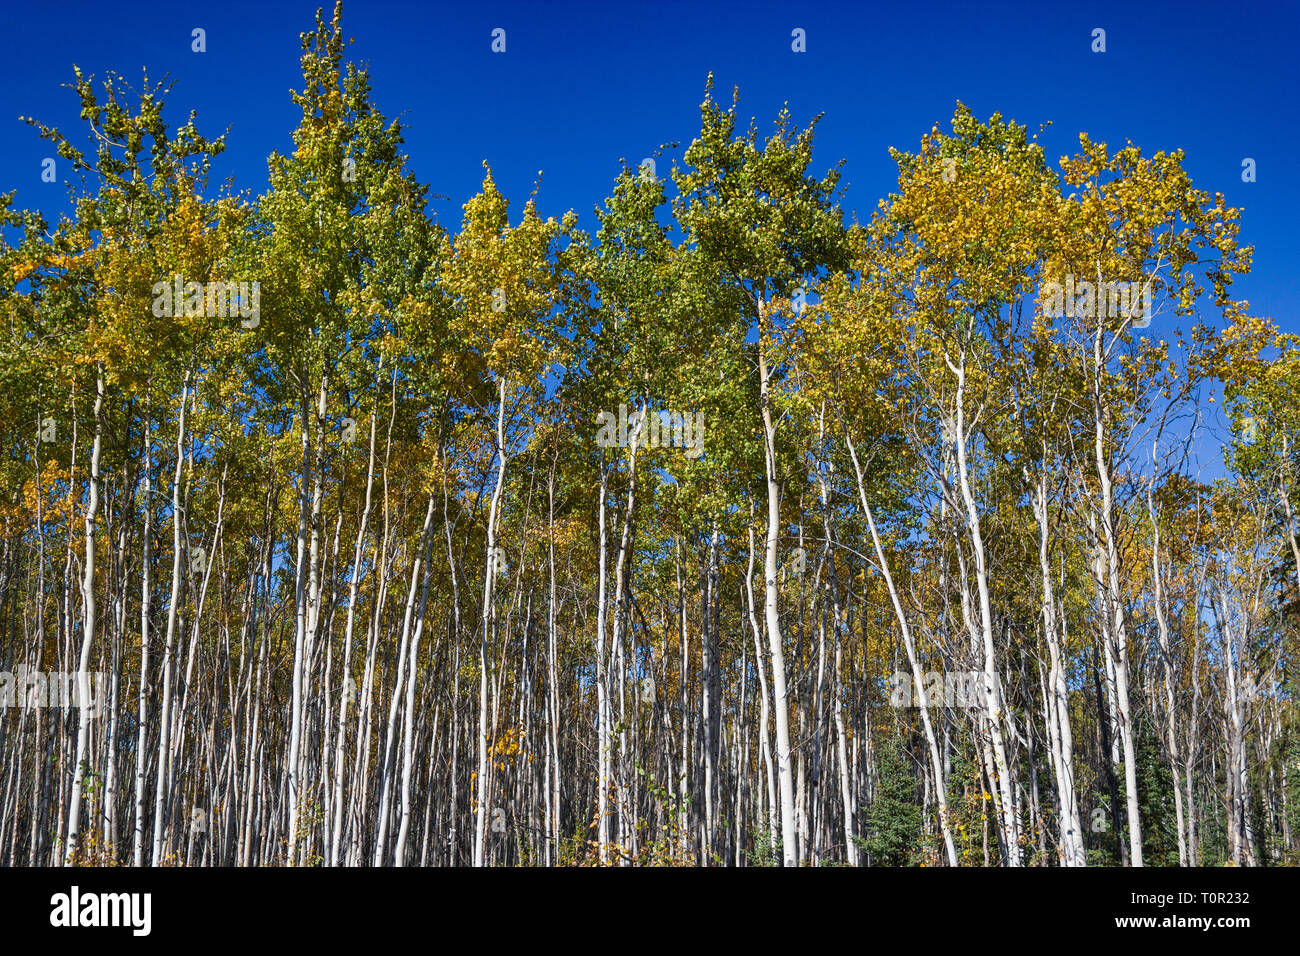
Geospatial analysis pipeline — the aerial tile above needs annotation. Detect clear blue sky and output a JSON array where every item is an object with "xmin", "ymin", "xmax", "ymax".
[{"xmin": 1, "ymin": 0, "xmax": 1295, "ymax": 340}]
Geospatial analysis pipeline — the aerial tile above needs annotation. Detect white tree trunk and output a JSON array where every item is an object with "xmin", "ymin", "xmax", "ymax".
[
  {"xmin": 759, "ymin": 345, "xmax": 799, "ymax": 867},
  {"xmin": 65, "ymin": 369, "xmax": 104, "ymax": 860}
]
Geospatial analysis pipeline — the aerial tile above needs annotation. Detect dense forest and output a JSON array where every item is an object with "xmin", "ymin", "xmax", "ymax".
[{"xmin": 1, "ymin": 3, "xmax": 1296, "ymax": 867}]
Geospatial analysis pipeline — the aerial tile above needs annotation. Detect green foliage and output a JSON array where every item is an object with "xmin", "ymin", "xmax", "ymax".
[
  {"xmin": 857, "ymin": 740, "xmax": 923, "ymax": 867},
  {"xmin": 1136, "ymin": 721, "xmax": 1181, "ymax": 867}
]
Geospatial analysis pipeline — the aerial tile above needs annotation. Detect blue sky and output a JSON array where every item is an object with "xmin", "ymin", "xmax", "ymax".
[{"xmin": 1, "ymin": 0, "xmax": 1295, "ymax": 341}]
